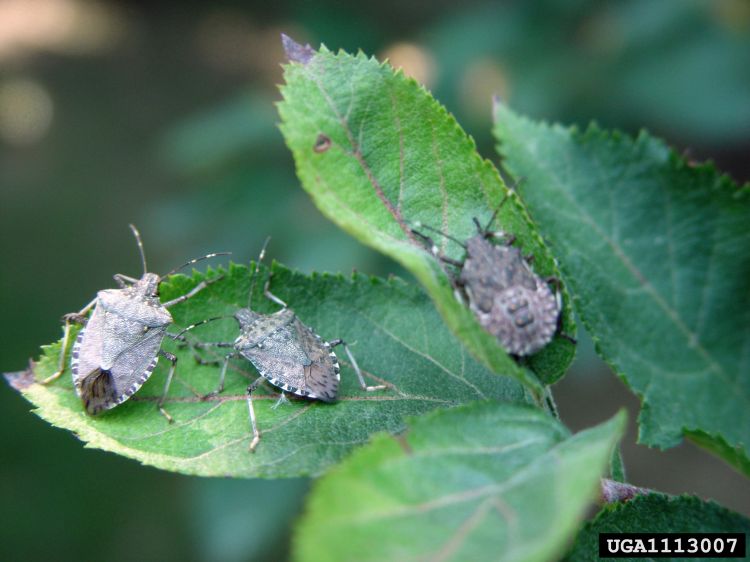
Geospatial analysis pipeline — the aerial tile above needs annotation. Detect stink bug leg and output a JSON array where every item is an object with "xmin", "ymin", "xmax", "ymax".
[
  {"xmin": 43, "ymin": 297, "xmax": 97, "ymax": 385},
  {"xmin": 206, "ymin": 353, "xmax": 233, "ymax": 398},
  {"xmin": 157, "ymin": 351, "xmax": 178, "ymax": 423},
  {"xmin": 246, "ymin": 376, "xmax": 265, "ymax": 452},
  {"xmin": 327, "ymin": 339, "xmax": 386, "ymax": 392},
  {"xmin": 184, "ymin": 238, "xmax": 388, "ymax": 452},
  {"xmin": 47, "ymin": 224, "xmax": 229, "ymax": 421},
  {"xmin": 410, "ymin": 223, "xmax": 466, "ymax": 268},
  {"xmin": 263, "ymin": 273, "xmax": 288, "ymax": 309}
]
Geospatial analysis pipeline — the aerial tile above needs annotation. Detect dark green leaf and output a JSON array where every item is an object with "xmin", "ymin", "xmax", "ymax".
[
  {"xmin": 294, "ymin": 403, "xmax": 625, "ymax": 562},
  {"xmin": 5, "ymin": 263, "xmax": 530, "ymax": 478},
  {"xmin": 494, "ymin": 102, "xmax": 750, "ymax": 476},
  {"xmin": 277, "ymin": 40, "xmax": 576, "ymax": 391},
  {"xmin": 565, "ymin": 494, "xmax": 750, "ymax": 561}
]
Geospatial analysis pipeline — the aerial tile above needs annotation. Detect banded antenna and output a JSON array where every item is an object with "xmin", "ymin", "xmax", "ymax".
[
  {"xmin": 483, "ymin": 177, "xmax": 525, "ymax": 233},
  {"xmin": 163, "ymin": 252, "xmax": 231, "ymax": 279},
  {"xmin": 128, "ymin": 224, "xmax": 148, "ymax": 275},
  {"xmin": 481, "ymin": 192, "xmax": 510, "ymax": 234},
  {"xmin": 248, "ymin": 237, "xmax": 272, "ymax": 309},
  {"xmin": 173, "ymin": 316, "xmax": 231, "ymax": 340}
]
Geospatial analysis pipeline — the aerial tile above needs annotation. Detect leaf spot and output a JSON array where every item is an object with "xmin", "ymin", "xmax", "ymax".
[{"xmin": 313, "ymin": 133, "xmax": 332, "ymax": 153}]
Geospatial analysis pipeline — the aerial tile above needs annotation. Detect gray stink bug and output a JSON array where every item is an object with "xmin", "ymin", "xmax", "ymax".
[
  {"xmin": 185, "ymin": 240, "xmax": 386, "ymax": 452},
  {"xmin": 413, "ymin": 196, "xmax": 564, "ymax": 356},
  {"xmin": 42, "ymin": 224, "xmax": 228, "ymax": 421}
]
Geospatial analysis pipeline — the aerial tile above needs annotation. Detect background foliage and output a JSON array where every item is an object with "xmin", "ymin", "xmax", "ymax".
[{"xmin": 2, "ymin": 1, "xmax": 749, "ymax": 560}]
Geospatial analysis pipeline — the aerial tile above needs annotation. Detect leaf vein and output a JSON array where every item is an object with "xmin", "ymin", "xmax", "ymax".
[
  {"xmin": 305, "ymin": 65, "xmax": 414, "ymax": 240},
  {"xmin": 536, "ymin": 158, "xmax": 742, "ymax": 399},
  {"xmin": 428, "ymin": 497, "xmax": 493, "ymax": 562},
  {"xmin": 390, "ymin": 88, "xmax": 406, "ymax": 213},
  {"xmin": 356, "ymin": 311, "xmax": 488, "ymax": 399},
  {"xmin": 431, "ymin": 117, "xmax": 450, "ymax": 254}
]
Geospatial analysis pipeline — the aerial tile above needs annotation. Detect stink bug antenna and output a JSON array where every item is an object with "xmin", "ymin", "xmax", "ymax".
[
  {"xmin": 248, "ymin": 237, "xmax": 271, "ymax": 309},
  {"xmin": 411, "ymin": 222, "xmax": 467, "ymax": 249},
  {"xmin": 163, "ymin": 252, "xmax": 231, "ymax": 279},
  {"xmin": 128, "ymin": 224, "xmax": 148, "ymax": 275},
  {"xmin": 482, "ymin": 192, "xmax": 511, "ymax": 233},
  {"xmin": 482, "ymin": 177, "xmax": 526, "ymax": 233},
  {"xmin": 173, "ymin": 316, "xmax": 231, "ymax": 340}
]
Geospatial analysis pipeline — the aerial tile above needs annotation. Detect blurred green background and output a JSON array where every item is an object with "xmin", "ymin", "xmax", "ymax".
[{"xmin": 1, "ymin": 1, "xmax": 749, "ymax": 560}]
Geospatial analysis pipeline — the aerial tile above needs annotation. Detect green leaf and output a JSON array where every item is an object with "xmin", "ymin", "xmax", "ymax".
[
  {"xmin": 293, "ymin": 403, "xmax": 626, "ymax": 562},
  {"xmin": 5, "ymin": 263, "xmax": 530, "ymax": 478},
  {"xmin": 277, "ymin": 40, "xmax": 576, "ymax": 392},
  {"xmin": 565, "ymin": 494, "xmax": 750, "ymax": 561},
  {"xmin": 493, "ymin": 102, "xmax": 750, "ymax": 476},
  {"xmin": 609, "ymin": 446, "xmax": 627, "ymax": 483}
]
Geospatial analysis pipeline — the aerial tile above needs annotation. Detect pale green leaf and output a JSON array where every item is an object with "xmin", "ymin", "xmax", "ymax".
[
  {"xmin": 294, "ymin": 403, "xmax": 626, "ymax": 562},
  {"xmin": 277, "ymin": 40, "xmax": 576, "ymax": 392}
]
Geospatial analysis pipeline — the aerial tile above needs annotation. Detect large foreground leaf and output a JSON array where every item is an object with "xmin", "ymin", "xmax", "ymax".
[
  {"xmin": 5, "ymin": 263, "xmax": 530, "ymax": 478},
  {"xmin": 565, "ymin": 494, "xmax": 750, "ymax": 561},
  {"xmin": 494, "ymin": 103, "xmax": 750, "ymax": 475},
  {"xmin": 277, "ymin": 37, "xmax": 576, "ymax": 391},
  {"xmin": 294, "ymin": 403, "xmax": 625, "ymax": 562}
]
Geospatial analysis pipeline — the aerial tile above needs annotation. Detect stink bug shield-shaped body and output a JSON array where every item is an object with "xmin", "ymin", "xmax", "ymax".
[
  {"xmin": 72, "ymin": 272, "xmax": 171, "ymax": 416},
  {"xmin": 233, "ymin": 307, "xmax": 342, "ymax": 402},
  {"xmin": 460, "ymin": 229, "xmax": 560, "ymax": 356},
  {"xmin": 189, "ymin": 240, "xmax": 385, "ymax": 451},
  {"xmin": 413, "ymin": 196, "xmax": 562, "ymax": 356},
  {"xmin": 44, "ymin": 225, "xmax": 227, "ymax": 420}
]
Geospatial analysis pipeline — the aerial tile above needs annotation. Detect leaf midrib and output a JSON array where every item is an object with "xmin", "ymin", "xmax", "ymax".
[
  {"xmin": 338, "ymin": 433, "xmax": 580, "ymax": 526},
  {"xmin": 302, "ymin": 60, "xmax": 414, "ymax": 240}
]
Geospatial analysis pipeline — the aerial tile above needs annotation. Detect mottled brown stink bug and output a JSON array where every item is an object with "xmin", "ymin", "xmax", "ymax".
[
  {"xmin": 43, "ymin": 225, "xmax": 228, "ymax": 421},
  {"xmin": 413, "ymin": 196, "xmax": 564, "ymax": 356},
  {"xmin": 186, "ymin": 240, "xmax": 386, "ymax": 451}
]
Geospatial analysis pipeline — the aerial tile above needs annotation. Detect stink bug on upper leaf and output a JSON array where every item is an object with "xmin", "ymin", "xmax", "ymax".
[
  {"xmin": 42, "ymin": 224, "xmax": 229, "ymax": 421},
  {"xmin": 412, "ymin": 195, "xmax": 567, "ymax": 357},
  {"xmin": 184, "ymin": 239, "xmax": 387, "ymax": 452}
]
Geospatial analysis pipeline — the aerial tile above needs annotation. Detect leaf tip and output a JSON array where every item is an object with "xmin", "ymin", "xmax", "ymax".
[
  {"xmin": 4, "ymin": 359, "xmax": 36, "ymax": 391},
  {"xmin": 281, "ymin": 33, "xmax": 315, "ymax": 65},
  {"xmin": 600, "ymin": 478, "xmax": 653, "ymax": 504},
  {"xmin": 610, "ymin": 408, "xmax": 628, "ymax": 434}
]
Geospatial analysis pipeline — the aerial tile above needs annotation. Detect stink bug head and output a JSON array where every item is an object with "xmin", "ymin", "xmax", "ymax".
[
  {"xmin": 132, "ymin": 272, "xmax": 161, "ymax": 297},
  {"xmin": 466, "ymin": 235, "xmax": 495, "ymax": 258},
  {"xmin": 235, "ymin": 307, "xmax": 261, "ymax": 328}
]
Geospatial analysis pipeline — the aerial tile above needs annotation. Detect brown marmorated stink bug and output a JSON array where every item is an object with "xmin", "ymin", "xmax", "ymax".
[
  {"xmin": 42, "ymin": 225, "xmax": 228, "ymax": 421},
  {"xmin": 412, "ymin": 195, "xmax": 565, "ymax": 357},
  {"xmin": 184, "ymin": 240, "xmax": 387, "ymax": 452}
]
